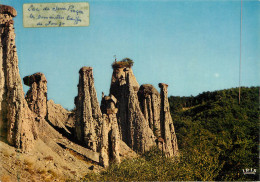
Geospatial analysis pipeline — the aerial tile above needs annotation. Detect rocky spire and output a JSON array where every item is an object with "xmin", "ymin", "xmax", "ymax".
[
  {"xmin": 0, "ymin": 5, "xmax": 38, "ymax": 152},
  {"xmin": 100, "ymin": 95, "xmax": 120, "ymax": 167},
  {"xmin": 159, "ymin": 83, "xmax": 179, "ymax": 157},
  {"xmin": 138, "ymin": 84, "xmax": 161, "ymax": 137},
  {"xmin": 74, "ymin": 67, "xmax": 102, "ymax": 152},
  {"xmin": 127, "ymin": 75, "xmax": 156, "ymax": 152},
  {"xmin": 23, "ymin": 72, "xmax": 48, "ymax": 119},
  {"xmin": 110, "ymin": 60, "xmax": 155, "ymax": 153}
]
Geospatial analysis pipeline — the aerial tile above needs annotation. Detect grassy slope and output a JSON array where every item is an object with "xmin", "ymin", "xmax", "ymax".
[{"xmin": 83, "ymin": 87, "xmax": 259, "ymax": 181}]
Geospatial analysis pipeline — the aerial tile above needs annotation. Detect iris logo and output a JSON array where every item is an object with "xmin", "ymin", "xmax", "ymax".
[{"xmin": 242, "ymin": 168, "xmax": 257, "ymax": 175}]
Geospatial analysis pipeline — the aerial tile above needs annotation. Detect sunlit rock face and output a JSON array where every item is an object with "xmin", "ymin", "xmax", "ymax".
[
  {"xmin": 0, "ymin": 5, "xmax": 38, "ymax": 152},
  {"xmin": 74, "ymin": 67, "xmax": 102, "ymax": 152},
  {"xmin": 24, "ymin": 72, "xmax": 48, "ymax": 119},
  {"xmin": 109, "ymin": 60, "xmax": 179, "ymax": 157},
  {"xmin": 47, "ymin": 99, "xmax": 74, "ymax": 137},
  {"xmin": 110, "ymin": 61, "xmax": 156, "ymax": 153},
  {"xmin": 100, "ymin": 95, "xmax": 120, "ymax": 168},
  {"xmin": 138, "ymin": 83, "xmax": 179, "ymax": 157},
  {"xmin": 138, "ymin": 84, "xmax": 161, "ymax": 138},
  {"xmin": 0, "ymin": 5, "xmax": 178, "ymax": 169},
  {"xmin": 159, "ymin": 83, "xmax": 179, "ymax": 157}
]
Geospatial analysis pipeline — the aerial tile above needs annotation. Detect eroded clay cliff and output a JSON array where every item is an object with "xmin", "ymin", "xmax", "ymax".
[
  {"xmin": 0, "ymin": 5, "xmax": 178, "ymax": 170},
  {"xmin": 0, "ymin": 5, "xmax": 37, "ymax": 152},
  {"xmin": 100, "ymin": 95, "xmax": 120, "ymax": 167},
  {"xmin": 74, "ymin": 67, "xmax": 102, "ymax": 152},
  {"xmin": 47, "ymin": 100, "xmax": 74, "ymax": 137},
  {"xmin": 23, "ymin": 72, "xmax": 47, "ymax": 119},
  {"xmin": 159, "ymin": 83, "xmax": 179, "ymax": 157},
  {"xmin": 110, "ymin": 60, "xmax": 156, "ymax": 153},
  {"xmin": 109, "ymin": 60, "xmax": 179, "ymax": 157},
  {"xmin": 138, "ymin": 84, "xmax": 161, "ymax": 137}
]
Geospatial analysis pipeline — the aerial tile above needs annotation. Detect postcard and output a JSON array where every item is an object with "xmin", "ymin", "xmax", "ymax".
[{"xmin": 0, "ymin": 0, "xmax": 259, "ymax": 181}]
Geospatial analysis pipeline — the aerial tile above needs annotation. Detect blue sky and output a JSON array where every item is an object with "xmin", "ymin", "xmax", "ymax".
[{"xmin": 2, "ymin": 0, "xmax": 259, "ymax": 110}]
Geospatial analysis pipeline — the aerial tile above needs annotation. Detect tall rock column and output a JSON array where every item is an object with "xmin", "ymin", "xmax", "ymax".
[
  {"xmin": 0, "ymin": 5, "xmax": 37, "ymax": 152},
  {"xmin": 127, "ymin": 75, "xmax": 156, "ymax": 153},
  {"xmin": 159, "ymin": 83, "xmax": 179, "ymax": 157},
  {"xmin": 138, "ymin": 84, "xmax": 161, "ymax": 137},
  {"xmin": 100, "ymin": 95, "xmax": 120, "ymax": 167},
  {"xmin": 110, "ymin": 60, "xmax": 155, "ymax": 153},
  {"xmin": 23, "ymin": 72, "xmax": 47, "ymax": 119},
  {"xmin": 110, "ymin": 65, "xmax": 139, "ymax": 142},
  {"xmin": 74, "ymin": 67, "xmax": 102, "ymax": 152}
]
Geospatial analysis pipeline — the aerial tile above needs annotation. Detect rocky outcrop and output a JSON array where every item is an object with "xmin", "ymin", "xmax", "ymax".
[
  {"xmin": 138, "ymin": 83, "xmax": 178, "ymax": 157},
  {"xmin": 74, "ymin": 67, "xmax": 102, "ymax": 152},
  {"xmin": 109, "ymin": 60, "xmax": 179, "ymax": 157},
  {"xmin": 127, "ymin": 76, "xmax": 156, "ymax": 152},
  {"xmin": 0, "ymin": 5, "xmax": 178, "ymax": 174},
  {"xmin": 159, "ymin": 83, "xmax": 179, "ymax": 157},
  {"xmin": 0, "ymin": 5, "xmax": 17, "ymax": 17},
  {"xmin": 47, "ymin": 100, "xmax": 74, "ymax": 137},
  {"xmin": 100, "ymin": 95, "xmax": 120, "ymax": 167},
  {"xmin": 0, "ymin": 5, "xmax": 37, "ymax": 152},
  {"xmin": 138, "ymin": 84, "xmax": 161, "ymax": 137},
  {"xmin": 23, "ymin": 72, "xmax": 74, "ymax": 138},
  {"xmin": 118, "ymin": 140, "xmax": 138, "ymax": 159},
  {"xmin": 74, "ymin": 66, "xmax": 138, "ymax": 167},
  {"xmin": 23, "ymin": 72, "xmax": 47, "ymax": 119},
  {"xmin": 110, "ymin": 60, "xmax": 155, "ymax": 153}
]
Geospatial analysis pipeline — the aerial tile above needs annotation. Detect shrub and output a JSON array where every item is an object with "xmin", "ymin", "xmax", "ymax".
[
  {"xmin": 83, "ymin": 87, "xmax": 259, "ymax": 181},
  {"xmin": 111, "ymin": 58, "xmax": 134, "ymax": 69}
]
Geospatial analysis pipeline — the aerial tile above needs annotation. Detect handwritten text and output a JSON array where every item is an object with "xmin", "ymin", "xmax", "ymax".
[{"xmin": 23, "ymin": 3, "xmax": 89, "ymax": 28}]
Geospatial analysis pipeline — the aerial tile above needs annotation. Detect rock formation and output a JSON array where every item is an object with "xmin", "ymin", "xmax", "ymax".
[
  {"xmin": 109, "ymin": 59, "xmax": 178, "ymax": 157},
  {"xmin": 159, "ymin": 83, "xmax": 179, "ymax": 157},
  {"xmin": 74, "ymin": 67, "xmax": 102, "ymax": 152},
  {"xmin": 127, "ymin": 76, "xmax": 156, "ymax": 152},
  {"xmin": 47, "ymin": 100, "xmax": 74, "ymax": 137},
  {"xmin": 100, "ymin": 95, "xmax": 120, "ymax": 167},
  {"xmin": 138, "ymin": 84, "xmax": 161, "ymax": 137},
  {"xmin": 0, "ymin": 5, "xmax": 178, "ymax": 171},
  {"xmin": 138, "ymin": 83, "xmax": 179, "ymax": 157},
  {"xmin": 110, "ymin": 59, "xmax": 156, "ymax": 153},
  {"xmin": 23, "ymin": 72, "xmax": 47, "ymax": 119},
  {"xmin": 0, "ymin": 5, "xmax": 37, "ymax": 152},
  {"xmin": 23, "ymin": 73, "xmax": 74, "ymax": 137}
]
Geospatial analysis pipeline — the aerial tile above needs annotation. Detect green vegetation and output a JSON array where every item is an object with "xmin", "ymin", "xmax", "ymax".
[
  {"xmin": 83, "ymin": 146, "xmax": 224, "ymax": 181},
  {"xmin": 112, "ymin": 58, "xmax": 134, "ymax": 69},
  {"xmin": 83, "ymin": 87, "xmax": 259, "ymax": 181},
  {"xmin": 170, "ymin": 86, "xmax": 259, "ymax": 181}
]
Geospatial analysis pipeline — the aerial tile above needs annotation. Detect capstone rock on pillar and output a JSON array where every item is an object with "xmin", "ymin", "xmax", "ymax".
[
  {"xmin": 109, "ymin": 60, "xmax": 155, "ymax": 153},
  {"xmin": 0, "ymin": 5, "xmax": 37, "ymax": 152},
  {"xmin": 23, "ymin": 72, "xmax": 47, "ymax": 119}
]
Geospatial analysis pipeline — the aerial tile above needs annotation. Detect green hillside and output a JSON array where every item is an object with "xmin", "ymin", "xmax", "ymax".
[
  {"xmin": 169, "ymin": 86, "xmax": 259, "ymax": 181},
  {"xmin": 84, "ymin": 87, "xmax": 259, "ymax": 181}
]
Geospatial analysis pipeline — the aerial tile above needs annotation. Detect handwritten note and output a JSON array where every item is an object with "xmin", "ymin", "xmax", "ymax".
[{"xmin": 23, "ymin": 3, "xmax": 89, "ymax": 27}]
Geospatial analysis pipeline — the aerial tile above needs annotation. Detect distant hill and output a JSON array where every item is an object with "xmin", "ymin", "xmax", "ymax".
[
  {"xmin": 84, "ymin": 87, "xmax": 259, "ymax": 181},
  {"xmin": 169, "ymin": 86, "xmax": 259, "ymax": 181}
]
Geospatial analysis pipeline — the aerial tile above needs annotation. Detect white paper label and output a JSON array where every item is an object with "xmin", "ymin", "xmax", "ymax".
[{"xmin": 23, "ymin": 2, "xmax": 89, "ymax": 27}]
